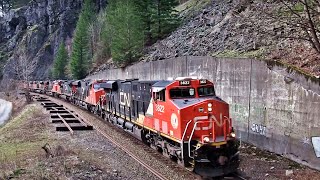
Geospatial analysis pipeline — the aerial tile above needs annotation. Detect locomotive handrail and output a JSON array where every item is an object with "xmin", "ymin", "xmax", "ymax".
[
  {"xmin": 188, "ymin": 121, "xmax": 200, "ymax": 158},
  {"xmin": 181, "ymin": 119, "xmax": 193, "ymax": 163},
  {"xmin": 187, "ymin": 118, "xmax": 229, "ymax": 158},
  {"xmin": 188, "ymin": 120, "xmax": 216, "ymax": 159}
]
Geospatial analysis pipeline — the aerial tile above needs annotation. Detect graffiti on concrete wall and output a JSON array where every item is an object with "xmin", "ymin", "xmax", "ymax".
[
  {"xmin": 311, "ymin": 137, "xmax": 320, "ymax": 158},
  {"xmin": 251, "ymin": 123, "xmax": 266, "ymax": 136},
  {"xmin": 231, "ymin": 103, "xmax": 266, "ymax": 122},
  {"xmin": 230, "ymin": 104, "xmax": 249, "ymax": 122}
]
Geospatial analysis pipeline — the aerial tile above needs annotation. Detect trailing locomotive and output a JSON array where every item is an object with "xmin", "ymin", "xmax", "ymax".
[{"xmin": 28, "ymin": 77, "xmax": 240, "ymax": 177}]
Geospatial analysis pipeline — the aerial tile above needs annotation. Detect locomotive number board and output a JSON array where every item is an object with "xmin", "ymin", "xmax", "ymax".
[
  {"xmin": 199, "ymin": 79, "xmax": 207, "ymax": 85},
  {"xmin": 179, "ymin": 80, "xmax": 191, "ymax": 86}
]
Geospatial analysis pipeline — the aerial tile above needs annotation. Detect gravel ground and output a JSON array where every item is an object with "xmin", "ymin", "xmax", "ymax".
[
  {"xmin": 46, "ymin": 95, "xmax": 320, "ymax": 180},
  {"xmin": 239, "ymin": 143, "xmax": 320, "ymax": 180}
]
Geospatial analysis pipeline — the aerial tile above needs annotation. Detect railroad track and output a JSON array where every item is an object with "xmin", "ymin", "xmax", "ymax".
[
  {"xmin": 93, "ymin": 125, "xmax": 168, "ymax": 180},
  {"xmin": 32, "ymin": 94, "xmax": 185, "ymax": 180}
]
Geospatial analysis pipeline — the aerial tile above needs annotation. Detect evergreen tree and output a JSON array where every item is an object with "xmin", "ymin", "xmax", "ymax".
[
  {"xmin": 70, "ymin": 0, "xmax": 94, "ymax": 79},
  {"xmin": 132, "ymin": 0, "xmax": 180, "ymax": 42},
  {"xmin": 151, "ymin": 0, "xmax": 180, "ymax": 40},
  {"xmin": 53, "ymin": 42, "xmax": 68, "ymax": 79},
  {"xmin": 133, "ymin": 0, "xmax": 154, "ymax": 45},
  {"xmin": 106, "ymin": 0, "xmax": 144, "ymax": 65}
]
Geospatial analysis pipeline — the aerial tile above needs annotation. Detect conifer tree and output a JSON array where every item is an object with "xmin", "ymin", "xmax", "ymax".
[
  {"xmin": 151, "ymin": 0, "xmax": 180, "ymax": 40},
  {"xmin": 70, "ymin": 0, "xmax": 94, "ymax": 79},
  {"xmin": 133, "ymin": 0, "xmax": 154, "ymax": 45},
  {"xmin": 106, "ymin": 0, "xmax": 144, "ymax": 65},
  {"xmin": 53, "ymin": 42, "xmax": 68, "ymax": 79},
  {"xmin": 133, "ymin": 0, "xmax": 180, "ymax": 42}
]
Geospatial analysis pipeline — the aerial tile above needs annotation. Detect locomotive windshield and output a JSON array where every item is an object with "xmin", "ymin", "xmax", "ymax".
[
  {"xmin": 93, "ymin": 83, "xmax": 104, "ymax": 90},
  {"xmin": 170, "ymin": 88, "xmax": 195, "ymax": 98},
  {"xmin": 198, "ymin": 86, "xmax": 215, "ymax": 97}
]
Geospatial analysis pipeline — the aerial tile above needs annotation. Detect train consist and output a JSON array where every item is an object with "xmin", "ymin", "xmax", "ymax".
[{"xmin": 27, "ymin": 77, "xmax": 240, "ymax": 177}]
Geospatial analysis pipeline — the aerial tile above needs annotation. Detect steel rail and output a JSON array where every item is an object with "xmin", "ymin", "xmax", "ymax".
[
  {"xmin": 84, "ymin": 120, "xmax": 169, "ymax": 180},
  {"xmin": 57, "ymin": 114, "xmax": 74, "ymax": 135},
  {"xmin": 232, "ymin": 172, "xmax": 247, "ymax": 180}
]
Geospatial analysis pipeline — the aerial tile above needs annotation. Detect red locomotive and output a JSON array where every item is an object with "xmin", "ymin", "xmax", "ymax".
[{"xmin": 28, "ymin": 77, "xmax": 239, "ymax": 177}]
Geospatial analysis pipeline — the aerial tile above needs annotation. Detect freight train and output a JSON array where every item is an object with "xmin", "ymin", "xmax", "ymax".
[{"xmin": 27, "ymin": 77, "xmax": 240, "ymax": 177}]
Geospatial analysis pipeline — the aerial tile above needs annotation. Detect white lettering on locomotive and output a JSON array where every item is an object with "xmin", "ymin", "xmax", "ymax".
[
  {"xmin": 171, "ymin": 113, "xmax": 179, "ymax": 129},
  {"xmin": 194, "ymin": 116, "xmax": 212, "ymax": 130},
  {"xmin": 120, "ymin": 92, "xmax": 131, "ymax": 107},
  {"xmin": 155, "ymin": 104, "xmax": 165, "ymax": 113},
  {"xmin": 199, "ymin": 79, "xmax": 207, "ymax": 84},
  {"xmin": 193, "ymin": 114, "xmax": 231, "ymax": 131},
  {"xmin": 180, "ymin": 80, "xmax": 190, "ymax": 86}
]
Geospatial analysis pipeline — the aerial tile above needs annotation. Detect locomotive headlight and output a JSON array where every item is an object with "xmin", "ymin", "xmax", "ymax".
[
  {"xmin": 208, "ymin": 107, "xmax": 212, "ymax": 112},
  {"xmin": 208, "ymin": 103, "xmax": 212, "ymax": 108},
  {"xmin": 230, "ymin": 132, "xmax": 236, "ymax": 138},
  {"xmin": 203, "ymin": 137, "xmax": 210, "ymax": 143}
]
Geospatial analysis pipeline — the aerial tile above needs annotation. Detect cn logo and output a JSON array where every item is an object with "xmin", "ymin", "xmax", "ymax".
[
  {"xmin": 193, "ymin": 116, "xmax": 212, "ymax": 130},
  {"xmin": 171, "ymin": 113, "xmax": 178, "ymax": 129},
  {"xmin": 193, "ymin": 114, "xmax": 230, "ymax": 131},
  {"xmin": 120, "ymin": 92, "xmax": 131, "ymax": 107}
]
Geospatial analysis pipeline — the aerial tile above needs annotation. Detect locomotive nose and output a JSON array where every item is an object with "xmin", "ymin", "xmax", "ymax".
[{"xmin": 192, "ymin": 99, "xmax": 231, "ymax": 144}]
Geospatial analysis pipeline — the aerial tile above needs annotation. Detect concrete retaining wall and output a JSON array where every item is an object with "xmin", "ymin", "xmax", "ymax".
[
  {"xmin": 0, "ymin": 99, "xmax": 13, "ymax": 126},
  {"xmin": 87, "ymin": 56, "xmax": 320, "ymax": 170}
]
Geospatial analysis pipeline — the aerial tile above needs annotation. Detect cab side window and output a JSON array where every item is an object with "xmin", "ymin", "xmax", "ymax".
[{"xmin": 154, "ymin": 89, "xmax": 165, "ymax": 102}]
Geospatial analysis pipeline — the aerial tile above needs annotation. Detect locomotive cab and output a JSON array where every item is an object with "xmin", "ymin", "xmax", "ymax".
[{"xmin": 85, "ymin": 80, "xmax": 108, "ymax": 106}]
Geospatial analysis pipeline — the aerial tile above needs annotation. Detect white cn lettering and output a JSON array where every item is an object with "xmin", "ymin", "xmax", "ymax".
[
  {"xmin": 193, "ymin": 114, "xmax": 230, "ymax": 131},
  {"xmin": 120, "ymin": 92, "xmax": 131, "ymax": 107}
]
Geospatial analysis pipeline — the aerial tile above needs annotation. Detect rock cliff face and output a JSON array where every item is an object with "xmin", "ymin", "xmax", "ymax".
[{"xmin": 0, "ymin": 0, "xmax": 106, "ymax": 84}]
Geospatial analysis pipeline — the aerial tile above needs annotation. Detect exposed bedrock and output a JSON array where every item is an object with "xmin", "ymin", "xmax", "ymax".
[{"xmin": 0, "ymin": 0, "xmax": 107, "ymax": 84}]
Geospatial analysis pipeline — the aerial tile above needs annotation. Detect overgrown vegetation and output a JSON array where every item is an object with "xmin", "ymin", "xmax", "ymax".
[
  {"xmin": 175, "ymin": 0, "xmax": 211, "ymax": 19},
  {"xmin": 272, "ymin": 0, "xmax": 320, "ymax": 54},
  {"xmin": 213, "ymin": 48, "xmax": 266, "ymax": 59},
  {"xmin": 69, "ymin": 0, "xmax": 94, "ymax": 79},
  {"xmin": 0, "ymin": 105, "xmax": 48, "ymax": 164},
  {"xmin": 106, "ymin": 0, "xmax": 144, "ymax": 65},
  {"xmin": 53, "ymin": 42, "xmax": 68, "ymax": 79},
  {"xmin": 68, "ymin": 0, "xmax": 180, "ymax": 77}
]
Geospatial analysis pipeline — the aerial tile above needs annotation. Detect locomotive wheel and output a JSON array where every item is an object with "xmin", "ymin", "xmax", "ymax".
[{"xmin": 162, "ymin": 148, "xmax": 170, "ymax": 158}]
